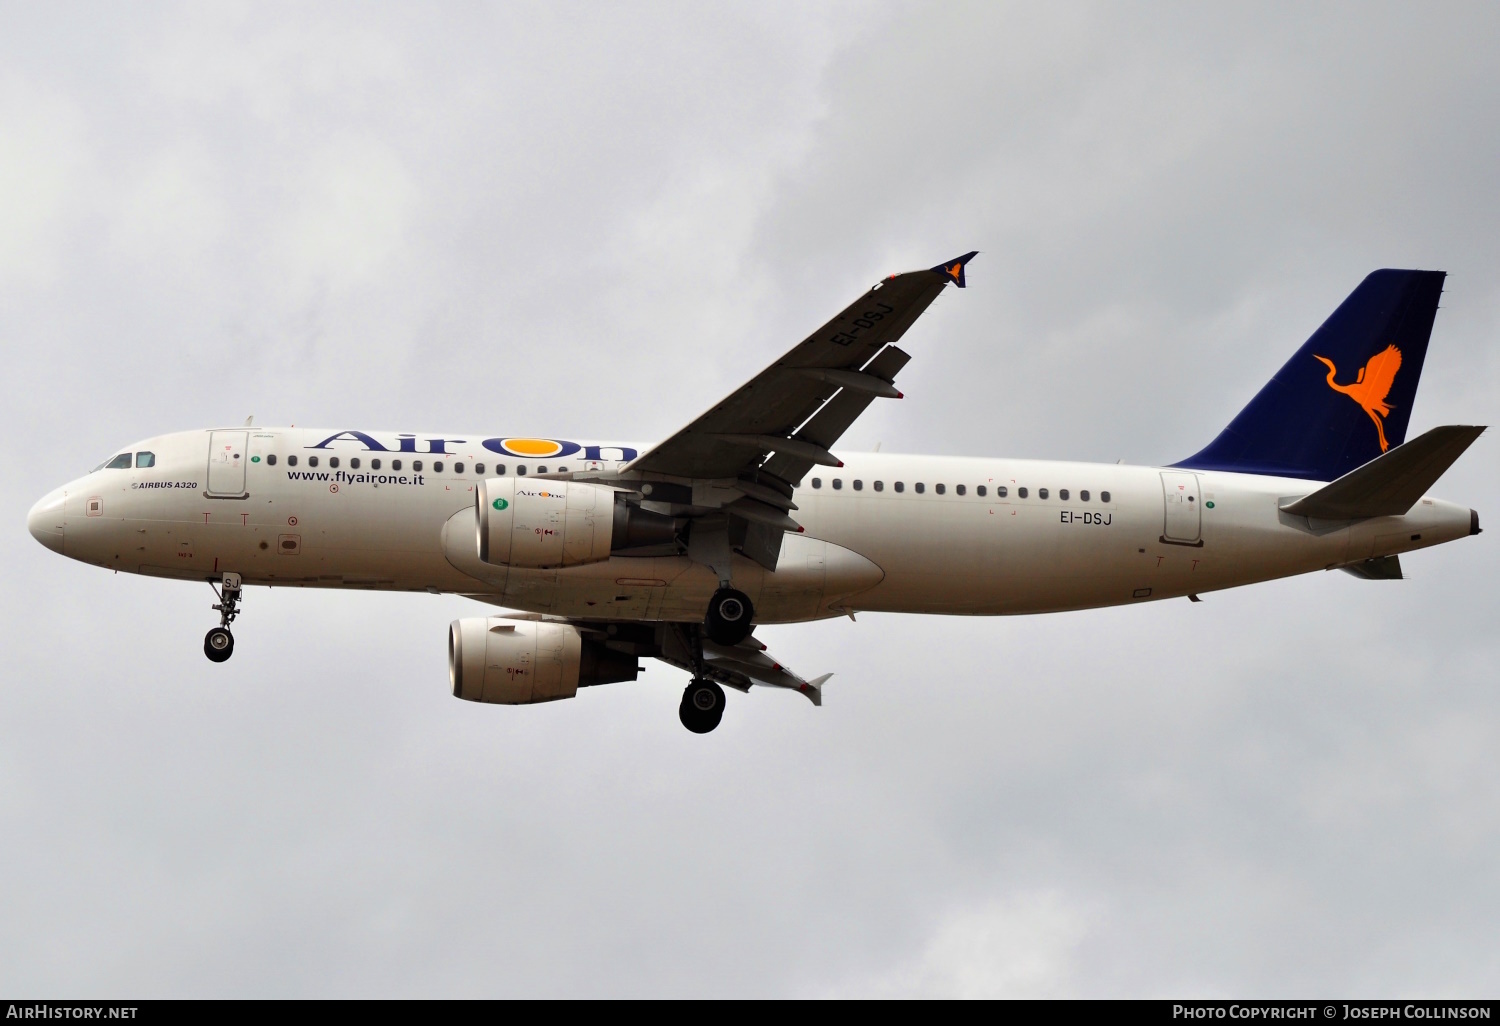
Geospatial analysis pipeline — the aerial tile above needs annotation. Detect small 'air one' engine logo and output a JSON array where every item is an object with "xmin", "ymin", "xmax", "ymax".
[{"xmin": 492, "ymin": 498, "xmax": 509, "ymax": 510}]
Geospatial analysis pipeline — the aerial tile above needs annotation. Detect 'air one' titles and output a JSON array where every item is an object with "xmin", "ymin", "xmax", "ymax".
[{"xmin": 306, "ymin": 431, "xmax": 637, "ymax": 462}]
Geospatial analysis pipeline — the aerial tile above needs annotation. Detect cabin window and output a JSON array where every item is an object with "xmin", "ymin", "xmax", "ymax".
[
  {"xmin": 894, "ymin": 481, "xmax": 905, "ymax": 493},
  {"xmin": 433, "ymin": 461, "xmax": 444, "ymax": 473},
  {"xmin": 266, "ymin": 454, "xmax": 278, "ymax": 466},
  {"xmin": 350, "ymin": 458, "xmax": 361, "ymax": 470},
  {"xmin": 413, "ymin": 460, "xmax": 423, "ymax": 472},
  {"xmin": 329, "ymin": 457, "xmax": 340, "ymax": 469},
  {"xmin": 935, "ymin": 483, "xmax": 946, "ymax": 495},
  {"xmin": 495, "ymin": 464, "xmax": 505, "ymax": 475},
  {"xmin": 475, "ymin": 463, "xmax": 485, "ymax": 475},
  {"xmin": 915, "ymin": 483, "xmax": 925, "ymax": 494},
  {"xmin": 516, "ymin": 465, "xmax": 526, "ymax": 475},
  {"xmin": 308, "ymin": 456, "xmax": 319, "ymax": 468},
  {"xmin": 976, "ymin": 485, "xmax": 986, "ymax": 497},
  {"xmin": 288, "ymin": 455, "xmax": 298, "ymax": 467},
  {"xmin": 391, "ymin": 459, "xmax": 401, "ymax": 471},
  {"xmin": 811, "ymin": 478, "xmax": 822, "ymax": 489},
  {"xmin": 1060, "ymin": 488, "xmax": 1069, "ymax": 500},
  {"xmin": 106, "ymin": 453, "xmax": 132, "ymax": 470},
  {"xmin": 1080, "ymin": 490, "xmax": 1089, "ymax": 501},
  {"xmin": 956, "ymin": 484, "xmax": 966, "ymax": 496},
  {"xmin": 1039, "ymin": 488, "xmax": 1049, "ymax": 499},
  {"xmin": 1017, "ymin": 487, "xmax": 1028, "ymax": 498},
  {"xmin": 996, "ymin": 486, "xmax": 1007, "ymax": 497},
  {"xmin": 1101, "ymin": 491, "xmax": 1111, "ymax": 503},
  {"xmin": 537, "ymin": 466, "xmax": 547, "ymax": 474},
  {"xmin": 873, "ymin": 481, "xmax": 884, "ymax": 492},
  {"xmin": 853, "ymin": 480, "xmax": 863, "ymax": 491},
  {"xmin": 832, "ymin": 479, "xmax": 842, "ymax": 490},
  {"xmin": 558, "ymin": 466, "xmax": 568, "ymax": 473},
  {"xmin": 135, "ymin": 452, "xmax": 155, "ymax": 468},
  {"xmin": 454, "ymin": 462, "xmax": 465, "ymax": 474}
]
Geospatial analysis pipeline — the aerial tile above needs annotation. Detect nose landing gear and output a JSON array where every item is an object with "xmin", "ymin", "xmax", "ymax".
[
  {"xmin": 204, "ymin": 572, "xmax": 242, "ymax": 663},
  {"xmin": 204, "ymin": 626, "xmax": 234, "ymax": 661}
]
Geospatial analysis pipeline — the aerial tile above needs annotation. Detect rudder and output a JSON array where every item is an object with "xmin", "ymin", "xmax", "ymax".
[{"xmin": 1174, "ymin": 269, "xmax": 1445, "ymax": 481}]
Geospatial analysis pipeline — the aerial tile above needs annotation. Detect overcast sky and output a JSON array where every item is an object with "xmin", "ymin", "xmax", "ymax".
[{"xmin": 3, "ymin": 1, "xmax": 1499, "ymax": 998}]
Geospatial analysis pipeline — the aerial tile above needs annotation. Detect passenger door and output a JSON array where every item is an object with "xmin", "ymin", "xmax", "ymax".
[
  {"xmin": 1160, "ymin": 471, "xmax": 1202, "ymax": 545},
  {"xmin": 206, "ymin": 431, "xmax": 249, "ymax": 498}
]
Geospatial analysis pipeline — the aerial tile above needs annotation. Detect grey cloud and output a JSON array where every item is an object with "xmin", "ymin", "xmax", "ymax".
[{"xmin": 2, "ymin": 0, "xmax": 1498, "ymax": 997}]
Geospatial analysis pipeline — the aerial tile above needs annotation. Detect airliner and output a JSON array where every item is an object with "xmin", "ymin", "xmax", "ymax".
[{"xmin": 26, "ymin": 255, "xmax": 1484, "ymax": 733}]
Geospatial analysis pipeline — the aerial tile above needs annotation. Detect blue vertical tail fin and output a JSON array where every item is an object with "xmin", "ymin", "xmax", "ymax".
[{"xmin": 1173, "ymin": 269, "xmax": 1446, "ymax": 482}]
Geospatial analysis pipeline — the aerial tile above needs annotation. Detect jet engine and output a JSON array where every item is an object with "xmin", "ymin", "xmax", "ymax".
[
  {"xmin": 449, "ymin": 618, "xmax": 640, "ymax": 704},
  {"xmin": 476, "ymin": 477, "xmax": 676, "ymax": 568}
]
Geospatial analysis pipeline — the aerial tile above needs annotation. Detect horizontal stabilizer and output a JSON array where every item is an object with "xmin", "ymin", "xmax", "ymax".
[
  {"xmin": 1281, "ymin": 424, "xmax": 1485, "ymax": 519},
  {"xmin": 1340, "ymin": 555, "xmax": 1403, "ymax": 580}
]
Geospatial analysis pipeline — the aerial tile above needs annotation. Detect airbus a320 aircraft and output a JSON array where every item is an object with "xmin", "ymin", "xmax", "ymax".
[{"xmin": 27, "ymin": 255, "xmax": 1485, "ymax": 733}]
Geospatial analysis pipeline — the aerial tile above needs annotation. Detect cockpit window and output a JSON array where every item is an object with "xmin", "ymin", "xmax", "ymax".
[
  {"xmin": 106, "ymin": 454, "xmax": 133, "ymax": 470},
  {"xmin": 135, "ymin": 452, "xmax": 155, "ymax": 468}
]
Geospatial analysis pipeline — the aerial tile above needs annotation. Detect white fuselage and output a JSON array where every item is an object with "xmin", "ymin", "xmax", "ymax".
[{"xmin": 28, "ymin": 427, "xmax": 1475, "ymax": 622}]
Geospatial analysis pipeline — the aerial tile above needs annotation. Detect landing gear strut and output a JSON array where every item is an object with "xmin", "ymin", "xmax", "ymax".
[
  {"xmin": 679, "ymin": 678, "xmax": 725, "ymax": 734},
  {"xmin": 704, "ymin": 587, "xmax": 754, "ymax": 646},
  {"xmin": 666, "ymin": 621, "xmax": 731, "ymax": 733},
  {"xmin": 205, "ymin": 572, "xmax": 241, "ymax": 663}
]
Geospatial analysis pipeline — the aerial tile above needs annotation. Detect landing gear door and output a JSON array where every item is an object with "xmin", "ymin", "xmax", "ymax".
[
  {"xmin": 206, "ymin": 431, "xmax": 249, "ymax": 498},
  {"xmin": 1160, "ymin": 471, "xmax": 1202, "ymax": 544}
]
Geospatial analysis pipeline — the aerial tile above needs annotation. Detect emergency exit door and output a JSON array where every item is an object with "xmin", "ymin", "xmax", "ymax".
[
  {"xmin": 1160, "ymin": 471, "xmax": 1202, "ymax": 545},
  {"xmin": 206, "ymin": 431, "xmax": 249, "ymax": 498}
]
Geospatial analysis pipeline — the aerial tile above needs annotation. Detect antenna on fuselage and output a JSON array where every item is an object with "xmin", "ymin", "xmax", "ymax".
[{"xmin": 244, "ymin": 415, "xmax": 254, "ymax": 427}]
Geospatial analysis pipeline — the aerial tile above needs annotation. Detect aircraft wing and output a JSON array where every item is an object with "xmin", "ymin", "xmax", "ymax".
[
  {"xmin": 625, "ymin": 252, "xmax": 977, "ymax": 487},
  {"xmin": 484, "ymin": 610, "xmax": 831, "ymax": 706},
  {"xmin": 659, "ymin": 628, "xmax": 831, "ymax": 706}
]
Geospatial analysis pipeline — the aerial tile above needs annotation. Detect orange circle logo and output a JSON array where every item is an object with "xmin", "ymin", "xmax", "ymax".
[{"xmin": 499, "ymin": 437, "xmax": 563, "ymax": 457}]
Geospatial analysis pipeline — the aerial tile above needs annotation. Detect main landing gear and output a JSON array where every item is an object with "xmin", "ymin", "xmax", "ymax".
[
  {"xmin": 669, "ymin": 620, "xmax": 729, "ymax": 734},
  {"xmin": 204, "ymin": 572, "xmax": 242, "ymax": 663},
  {"xmin": 679, "ymin": 678, "xmax": 725, "ymax": 734},
  {"xmin": 704, "ymin": 587, "xmax": 754, "ymax": 646}
]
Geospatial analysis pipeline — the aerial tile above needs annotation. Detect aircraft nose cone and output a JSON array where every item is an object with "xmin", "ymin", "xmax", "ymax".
[{"xmin": 28, "ymin": 490, "xmax": 65, "ymax": 553}]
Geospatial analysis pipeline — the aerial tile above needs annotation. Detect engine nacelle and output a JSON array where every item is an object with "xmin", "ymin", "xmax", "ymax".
[
  {"xmin": 449, "ymin": 618, "xmax": 640, "ymax": 705},
  {"xmin": 477, "ymin": 477, "xmax": 615, "ymax": 568},
  {"xmin": 475, "ymin": 477, "xmax": 679, "ymax": 568}
]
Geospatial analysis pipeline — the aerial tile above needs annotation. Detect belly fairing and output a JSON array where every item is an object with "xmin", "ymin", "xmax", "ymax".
[{"xmin": 441, "ymin": 508, "xmax": 883, "ymax": 622}]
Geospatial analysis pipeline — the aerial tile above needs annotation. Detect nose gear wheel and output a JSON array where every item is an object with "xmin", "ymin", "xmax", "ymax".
[
  {"xmin": 204, "ymin": 627, "xmax": 234, "ymax": 662},
  {"xmin": 205, "ymin": 573, "xmax": 243, "ymax": 663}
]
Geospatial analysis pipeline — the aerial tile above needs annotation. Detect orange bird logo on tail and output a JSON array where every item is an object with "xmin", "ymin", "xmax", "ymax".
[{"xmin": 1313, "ymin": 344, "xmax": 1403, "ymax": 451}]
